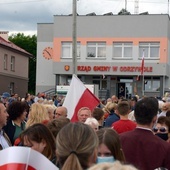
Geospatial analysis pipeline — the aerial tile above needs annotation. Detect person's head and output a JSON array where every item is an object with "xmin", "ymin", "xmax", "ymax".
[
  {"xmin": 96, "ymin": 128, "xmax": 125, "ymax": 163},
  {"xmin": 26, "ymin": 103, "xmax": 49, "ymax": 128},
  {"xmin": 84, "ymin": 117, "xmax": 99, "ymax": 131},
  {"xmin": 44, "ymin": 104, "xmax": 55, "ymax": 120},
  {"xmin": 20, "ymin": 123, "xmax": 56, "ymax": 161},
  {"xmin": 134, "ymin": 97, "xmax": 158, "ymax": 126},
  {"xmin": 92, "ymin": 108, "xmax": 104, "ymax": 121},
  {"xmin": 105, "ymin": 102, "xmax": 117, "ymax": 114},
  {"xmin": 111, "ymin": 95, "xmax": 118, "ymax": 104},
  {"xmin": 117, "ymin": 101, "xmax": 130, "ymax": 116},
  {"xmin": 1, "ymin": 92, "xmax": 10, "ymax": 107},
  {"xmin": 56, "ymin": 122, "xmax": 99, "ymax": 170},
  {"xmin": 47, "ymin": 117, "xmax": 70, "ymax": 139},
  {"xmin": 0, "ymin": 101, "xmax": 9, "ymax": 129},
  {"xmin": 54, "ymin": 106, "xmax": 67, "ymax": 119},
  {"xmin": 77, "ymin": 107, "xmax": 91, "ymax": 123},
  {"xmin": 7, "ymin": 101, "xmax": 28, "ymax": 121},
  {"xmin": 153, "ymin": 116, "xmax": 170, "ymax": 141}
]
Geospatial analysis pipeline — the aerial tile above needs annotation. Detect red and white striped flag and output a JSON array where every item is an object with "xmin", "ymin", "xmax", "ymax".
[
  {"xmin": 0, "ymin": 147, "xmax": 58, "ymax": 170},
  {"xmin": 141, "ymin": 51, "xmax": 145, "ymax": 75},
  {"xmin": 63, "ymin": 74, "xmax": 100, "ymax": 122}
]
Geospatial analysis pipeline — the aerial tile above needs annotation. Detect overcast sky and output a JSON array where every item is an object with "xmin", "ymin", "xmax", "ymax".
[{"xmin": 0, "ymin": 0, "xmax": 169, "ymax": 36}]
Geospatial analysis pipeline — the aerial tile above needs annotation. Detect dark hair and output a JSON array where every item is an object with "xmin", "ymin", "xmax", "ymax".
[
  {"xmin": 92, "ymin": 108, "xmax": 104, "ymax": 121},
  {"xmin": 7, "ymin": 101, "xmax": 27, "ymax": 120},
  {"xmin": 20, "ymin": 123, "xmax": 56, "ymax": 160},
  {"xmin": 134, "ymin": 97, "xmax": 158, "ymax": 125},
  {"xmin": 96, "ymin": 128, "xmax": 125, "ymax": 162},
  {"xmin": 157, "ymin": 116, "xmax": 170, "ymax": 133},
  {"xmin": 117, "ymin": 101, "xmax": 130, "ymax": 116},
  {"xmin": 166, "ymin": 110, "xmax": 170, "ymax": 118}
]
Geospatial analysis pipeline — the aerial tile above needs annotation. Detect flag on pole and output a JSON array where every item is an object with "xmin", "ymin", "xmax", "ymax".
[
  {"xmin": 0, "ymin": 147, "xmax": 58, "ymax": 170},
  {"xmin": 63, "ymin": 74, "xmax": 100, "ymax": 122},
  {"xmin": 141, "ymin": 51, "xmax": 145, "ymax": 75}
]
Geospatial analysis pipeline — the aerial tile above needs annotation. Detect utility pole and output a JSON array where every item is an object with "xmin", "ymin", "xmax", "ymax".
[{"xmin": 72, "ymin": 0, "xmax": 77, "ymax": 75}]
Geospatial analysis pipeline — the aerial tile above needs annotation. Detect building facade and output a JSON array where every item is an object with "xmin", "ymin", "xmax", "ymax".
[
  {"xmin": 0, "ymin": 31, "xmax": 32, "ymax": 97},
  {"xmin": 36, "ymin": 14, "xmax": 170, "ymax": 99}
]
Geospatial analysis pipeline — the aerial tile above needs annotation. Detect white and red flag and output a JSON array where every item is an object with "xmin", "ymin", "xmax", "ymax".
[
  {"xmin": 63, "ymin": 74, "xmax": 100, "ymax": 122},
  {"xmin": 141, "ymin": 51, "xmax": 145, "ymax": 75},
  {"xmin": 0, "ymin": 146, "xmax": 58, "ymax": 170}
]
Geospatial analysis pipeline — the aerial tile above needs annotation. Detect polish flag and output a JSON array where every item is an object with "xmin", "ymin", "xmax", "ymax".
[
  {"xmin": 63, "ymin": 74, "xmax": 100, "ymax": 122},
  {"xmin": 141, "ymin": 51, "xmax": 145, "ymax": 75},
  {"xmin": 0, "ymin": 147, "xmax": 58, "ymax": 170}
]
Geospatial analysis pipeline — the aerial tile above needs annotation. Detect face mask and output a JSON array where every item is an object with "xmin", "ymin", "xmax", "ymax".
[
  {"xmin": 155, "ymin": 133, "xmax": 168, "ymax": 141},
  {"xmin": 96, "ymin": 156, "xmax": 115, "ymax": 164}
]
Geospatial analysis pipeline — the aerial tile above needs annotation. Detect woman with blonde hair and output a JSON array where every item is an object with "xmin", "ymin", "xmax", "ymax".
[
  {"xmin": 56, "ymin": 122, "xmax": 99, "ymax": 170},
  {"xmin": 103, "ymin": 102, "xmax": 119, "ymax": 127},
  {"xmin": 26, "ymin": 103, "xmax": 49, "ymax": 128}
]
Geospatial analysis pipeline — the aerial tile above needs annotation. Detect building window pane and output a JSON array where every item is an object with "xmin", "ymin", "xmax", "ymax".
[
  {"xmin": 139, "ymin": 42, "xmax": 160, "ymax": 59},
  {"xmin": 87, "ymin": 42, "xmax": 106, "ymax": 58},
  {"xmin": 144, "ymin": 78, "xmax": 160, "ymax": 91},
  {"xmin": 61, "ymin": 42, "xmax": 80, "ymax": 58},
  {"xmin": 11, "ymin": 56, "xmax": 15, "ymax": 71},
  {"xmin": 4, "ymin": 54, "xmax": 8, "ymax": 70},
  {"xmin": 113, "ymin": 42, "xmax": 132, "ymax": 58}
]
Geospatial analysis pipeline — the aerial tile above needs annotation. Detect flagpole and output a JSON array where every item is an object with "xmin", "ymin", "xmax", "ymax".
[
  {"xmin": 142, "ymin": 49, "xmax": 145, "ymax": 97},
  {"xmin": 72, "ymin": 0, "xmax": 77, "ymax": 75},
  {"xmin": 142, "ymin": 71, "xmax": 144, "ymax": 97}
]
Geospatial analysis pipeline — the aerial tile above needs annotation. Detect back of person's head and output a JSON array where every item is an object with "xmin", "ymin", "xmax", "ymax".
[
  {"xmin": 46, "ymin": 117, "xmax": 70, "ymax": 138},
  {"xmin": 92, "ymin": 108, "xmax": 104, "ymax": 121},
  {"xmin": 117, "ymin": 101, "xmax": 130, "ymax": 116},
  {"xmin": 26, "ymin": 103, "xmax": 49, "ymax": 128},
  {"xmin": 134, "ymin": 97, "xmax": 158, "ymax": 125},
  {"xmin": 20, "ymin": 123, "xmax": 56, "ymax": 160},
  {"xmin": 56, "ymin": 122, "xmax": 99, "ymax": 170},
  {"xmin": 104, "ymin": 102, "xmax": 117, "ymax": 114},
  {"xmin": 88, "ymin": 161, "xmax": 137, "ymax": 170},
  {"xmin": 96, "ymin": 128, "xmax": 125, "ymax": 162},
  {"xmin": 84, "ymin": 117, "xmax": 99, "ymax": 131}
]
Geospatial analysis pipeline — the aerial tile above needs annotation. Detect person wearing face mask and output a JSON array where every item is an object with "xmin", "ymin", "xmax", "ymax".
[
  {"xmin": 153, "ymin": 116, "xmax": 170, "ymax": 142},
  {"xmin": 96, "ymin": 128, "xmax": 125, "ymax": 164}
]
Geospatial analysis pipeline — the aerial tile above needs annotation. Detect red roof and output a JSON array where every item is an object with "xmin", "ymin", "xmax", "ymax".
[{"xmin": 0, "ymin": 36, "xmax": 32, "ymax": 56}]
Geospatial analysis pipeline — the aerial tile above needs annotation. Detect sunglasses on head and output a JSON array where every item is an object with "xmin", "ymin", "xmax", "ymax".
[{"xmin": 153, "ymin": 127, "xmax": 167, "ymax": 133}]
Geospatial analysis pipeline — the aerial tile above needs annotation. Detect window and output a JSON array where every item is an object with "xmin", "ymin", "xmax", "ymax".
[
  {"xmin": 11, "ymin": 56, "xmax": 15, "ymax": 71},
  {"xmin": 113, "ymin": 42, "xmax": 132, "ymax": 58},
  {"xmin": 61, "ymin": 42, "xmax": 80, "ymax": 58},
  {"xmin": 87, "ymin": 42, "xmax": 106, "ymax": 58},
  {"xmin": 139, "ymin": 42, "xmax": 160, "ymax": 59},
  {"xmin": 4, "ymin": 54, "xmax": 8, "ymax": 70},
  {"xmin": 144, "ymin": 77, "xmax": 160, "ymax": 91}
]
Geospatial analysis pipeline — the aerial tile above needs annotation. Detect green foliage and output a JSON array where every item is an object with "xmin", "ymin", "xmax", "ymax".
[
  {"xmin": 9, "ymin": 33, "xmax": 37, "ymax": 94},
  {"xmin": 118, "ymin": 8, "xmax": 131, "ymax": 15}
]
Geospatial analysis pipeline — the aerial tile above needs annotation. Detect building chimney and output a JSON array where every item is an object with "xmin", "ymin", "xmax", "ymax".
[{"xmin": 0, "ymin": 31, "xmax": 9, "ymax": 42}]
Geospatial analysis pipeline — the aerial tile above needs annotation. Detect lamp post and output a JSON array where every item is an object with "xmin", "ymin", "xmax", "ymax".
[{"xmin": 72, "ymin": 0, "xmax": 77, "ymax": 75}]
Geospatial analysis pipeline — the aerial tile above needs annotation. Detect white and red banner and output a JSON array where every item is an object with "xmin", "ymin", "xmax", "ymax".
[
  {"xmin": 0, "ymin": 147, "xmax": 58, "ymax": 170},
  {"xmin": 63, "ymin": 75, "xmax": 100, "ymax": 122}
]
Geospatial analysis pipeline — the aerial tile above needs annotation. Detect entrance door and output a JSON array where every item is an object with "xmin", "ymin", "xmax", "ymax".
[{"xmin": 118, "ymin": 83, "xmax": 125, "ymax": 99}]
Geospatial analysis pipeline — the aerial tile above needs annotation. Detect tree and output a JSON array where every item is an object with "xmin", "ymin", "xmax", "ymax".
[
  {"xmin": 118, "ymin": 8, "xmax": 131, "ymax": 15},
  {"xmin": 9, "ymin": 33, "xmax": 37, "ymax": 94}
]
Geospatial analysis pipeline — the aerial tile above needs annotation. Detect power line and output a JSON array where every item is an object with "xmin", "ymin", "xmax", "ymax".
[{"xmin": 0, "ymin": 0, "xmax": 47, "ymax": 4}]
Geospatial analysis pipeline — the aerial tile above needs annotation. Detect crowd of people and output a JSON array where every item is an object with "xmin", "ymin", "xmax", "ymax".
[{"xmin": 0, "ymin": 91, "xmax": 170, "ymax": 170}]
